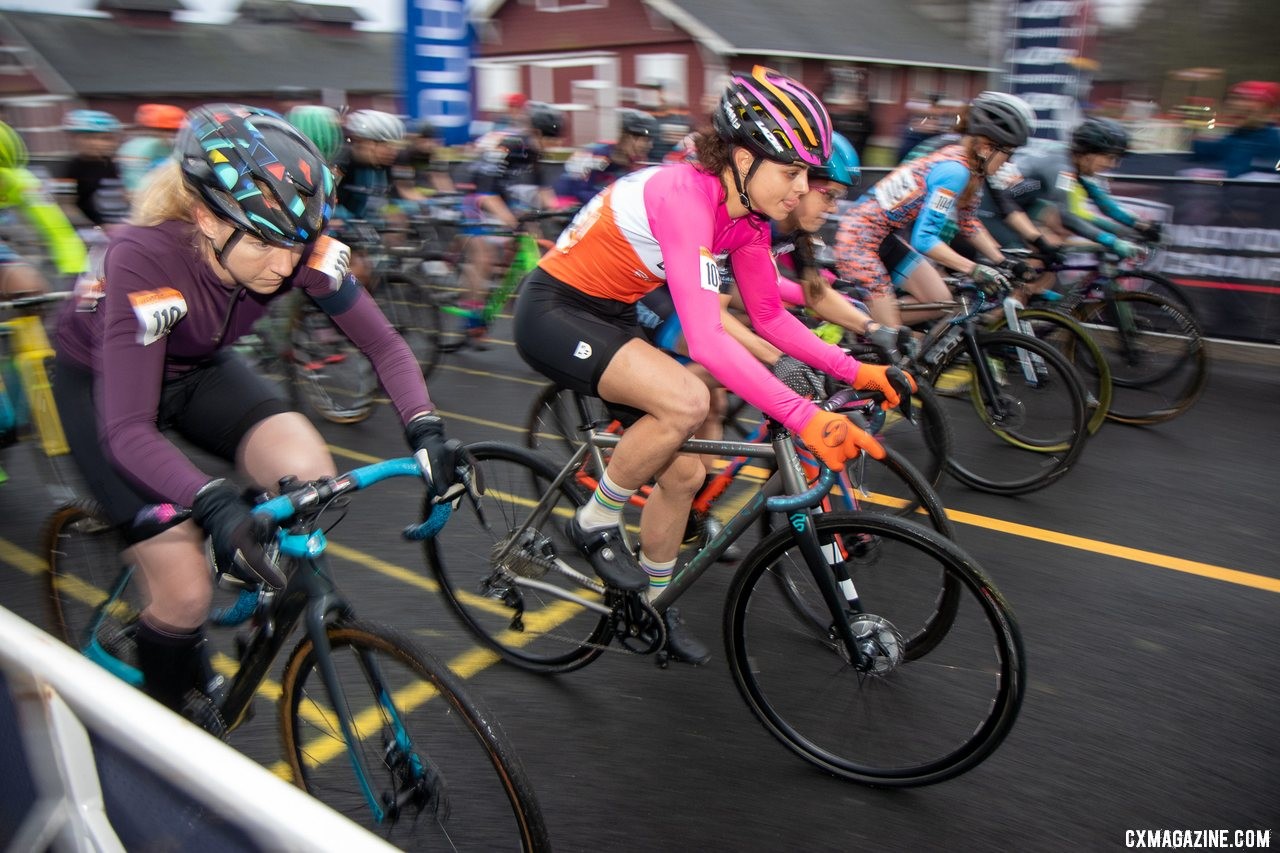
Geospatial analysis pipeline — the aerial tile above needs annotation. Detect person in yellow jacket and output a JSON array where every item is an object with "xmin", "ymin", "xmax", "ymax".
[{"xmin": 0, "ymin": 120, "xmax": 88, "ymax": 295}]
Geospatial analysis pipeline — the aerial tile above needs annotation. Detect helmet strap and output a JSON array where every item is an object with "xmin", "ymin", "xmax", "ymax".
[
  {"xmin": 212, "ymin": 228, "xmax": 245, "ymax": 268},
  {"xmin": 730, "ymin": 153, "xmax": 770, "ymax": 220}
]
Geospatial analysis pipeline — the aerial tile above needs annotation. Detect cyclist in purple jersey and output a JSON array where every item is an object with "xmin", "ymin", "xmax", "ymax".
[{"xmin": 53, "ymin": 104, "xmax": 459, "ymax": 717}]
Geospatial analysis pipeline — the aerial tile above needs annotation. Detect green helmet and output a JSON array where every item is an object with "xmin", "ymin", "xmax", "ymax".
[
  {"xmin": 0, "ymin": 121, "xmax": 28, "ymax": 169},
  {"xmin": 286, "ymin": 105, "xmax": 343, "ymax": 162}
]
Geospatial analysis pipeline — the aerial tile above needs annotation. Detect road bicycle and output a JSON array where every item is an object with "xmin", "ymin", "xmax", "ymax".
[
  {"xmin": 435, "ymin": 208, "xmax": 577, "ymax": 354},
  {"xmin": 43, "ymin": 455, "xmax": 549, "ymax": 851},
  {"xmin": 1042, "ymin": 243, "xmax": 1208, "ymax": 425},
  {"xmin": 903, "ymin": 276, "xmax": 1090, "ymax": 496},
  {"xmin": 525, "ymin": 380, "xmax": 955, "ymax": 536},
  {"xmin": 426, "ymin": 388, "xmax": 1025, "ymax": 787}
]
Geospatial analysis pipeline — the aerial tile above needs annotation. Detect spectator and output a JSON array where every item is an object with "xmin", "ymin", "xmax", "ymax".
[
  {"xmin": 494, "ymin": 92, "xmax": 529, "ymax": 132},
  {"xmin": 897, "ymin": 93, "xmax": 946, "ymax": 161},
  {"xmin": 832, "ymin": 93, "xmax": 875, "ymax": 158},
  {"xmin": 1191, "ymin": 80, "xmax": 1280, "ymax": 178}
]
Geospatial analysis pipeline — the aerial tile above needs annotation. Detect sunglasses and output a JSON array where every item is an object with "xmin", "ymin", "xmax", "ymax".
[{"xmin": 812, "ymin": 185, "xmax": 848, "ymax": 203}]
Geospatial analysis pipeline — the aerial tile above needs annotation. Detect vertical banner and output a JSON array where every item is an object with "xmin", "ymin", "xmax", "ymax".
[
  {"xmin": 1005, "ymin": 0, "xmax": 1090, "ymax": 141},
  {"xmin": 404, "ymin": 0, "xmax": 472, "ymax": 146}
]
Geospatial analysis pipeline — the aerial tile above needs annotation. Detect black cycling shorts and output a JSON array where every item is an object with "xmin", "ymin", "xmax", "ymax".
[{"xmin": 54, "ymin": 349, "xmax": 289, "ymax": 542}]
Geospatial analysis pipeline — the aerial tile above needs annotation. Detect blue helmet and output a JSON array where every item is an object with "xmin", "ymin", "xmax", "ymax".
[
  {"xmin": 64, "ymin": 109, "xmax": 124, "ymax": 133},
  {"xmin": 809, "ymin": 132, "xmax": 860, "ymax": 188}
]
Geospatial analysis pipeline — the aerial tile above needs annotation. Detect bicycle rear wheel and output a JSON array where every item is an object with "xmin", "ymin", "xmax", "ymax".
[
  {"xmin": 424, "ymin": 442, "xmax": 613, "ymax": 674},
  {"xmin": 279, "ymin": 619, "xmax": 549, "ymax": 851},
  {"xmin": 372, "ymin": 270, "xmax": 444, "ymax": 379},
  {"xmin": 933, "ymin": 329, "xmax": 1089, "ymax": 495},
  {"xmin": 725, "ymin": 512, "xmax": 1024, "ymax": 787},
  {"xmin": 524, "ymin": 383, "xmax": 614, "ymax": 471},
  {"xmin": 288, "ymin": 300, "xmax": 377, "ymax": 424},
  {"xmin": 1072, "ymin": 291, "xmax": 1207, "ymax": 425},
  {"xmin": 44, "ymin": 500, "xmax": 139, "ymax": 666}
]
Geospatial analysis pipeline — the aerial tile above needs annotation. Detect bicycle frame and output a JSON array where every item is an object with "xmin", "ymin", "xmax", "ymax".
[{"xmin": 485, "ymin": 422, "xmax": 887, "ymax": 663}]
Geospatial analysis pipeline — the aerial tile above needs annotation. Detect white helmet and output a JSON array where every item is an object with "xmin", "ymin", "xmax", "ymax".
[{"xmin": 345, "ymin": 109, "xmax": 405, "ymax": 143}]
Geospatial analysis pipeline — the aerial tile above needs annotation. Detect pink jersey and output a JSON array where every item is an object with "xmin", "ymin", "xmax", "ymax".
[{"xmin": 539, "ymin": 163, "xmax": 863, "ymax": 432}]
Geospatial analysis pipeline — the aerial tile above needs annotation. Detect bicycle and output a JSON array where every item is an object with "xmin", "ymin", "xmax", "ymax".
[
  {"xmin": 426, "ymin": 388, "xmax": 1025, "ymax": 787},
  {"xmin": 44, "ymin": 455, "xmax": 550, "ymax": 851},
  {"xmin": 905, "ymin": 276, "xmax": 1091, "ymax": 496},
  {"xmin": 526, "ymin": 380, "xmax": 955, "ymax": 537},
  {"xmin": 1043, "ymin": 243, "xmax": 1208, "ymax": 425},
  {"xmin": 0, "ymin": 291, "xmax": 80, "ymax": 499},
  {"xmin": 436, "ymin": 208, "xmax": 577, "ymax": 354}
]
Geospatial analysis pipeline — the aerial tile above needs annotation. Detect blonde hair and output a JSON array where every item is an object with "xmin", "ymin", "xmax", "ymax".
[{"xmin": 129, "ymin": 160, "xmax": 199, "ymax": 226}]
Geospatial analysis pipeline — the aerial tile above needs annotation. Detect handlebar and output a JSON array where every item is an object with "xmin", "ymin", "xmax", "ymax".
[{"xmin": 0, "ymin": 291, "xmax": 74, "ymax": 312}]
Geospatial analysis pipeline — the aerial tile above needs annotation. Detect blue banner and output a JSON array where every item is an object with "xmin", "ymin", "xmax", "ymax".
[
  {"xmin": 404, "ymin": 0, "xmax": 472, "ymax": 146},
  {"xmin": 1005, "ymin": 0, "xmax": 1089, "ymax": 142}
]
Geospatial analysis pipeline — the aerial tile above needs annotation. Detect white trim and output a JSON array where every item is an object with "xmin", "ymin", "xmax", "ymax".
[
  {"xmin": 731, "ymin": 48, "xmax": 997, "ymax": 73},
  {"xmin": 473, "ymin": 49, "xmax": 617, "ymax": 65},
  {"xmin": 641, "ymin": 0, "xmax": 735, "ymax": 55},
  {"xmin": 0, "ymin": 606, "xmax": 398, "ymax": 852}
]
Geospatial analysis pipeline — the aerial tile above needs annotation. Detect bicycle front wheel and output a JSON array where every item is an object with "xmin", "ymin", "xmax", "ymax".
[
  {"xmin": 1073, "ymin": 291, "xmax": 1208, "ymax": 425},
  {"xmin": 44, "ymin": 500, "xmax": 138, "ymax": 660},
  {"xmin": 279, "ymin": 620, "xmax": 549, "ymax": 851},
  {"xmin": 935, "ymin": 329, "xmax": 1088, "ymax": 495},
  {"xmin": 288, "ymin": 300, "xmax": 377, "ymax": 424},
  {"xmin": 425, "ymin": 442, "xmax": 613, "ymax": 673},
  {"xmin": 725, "ymin": 512, "xmax": 1025, "ymax": 787}
]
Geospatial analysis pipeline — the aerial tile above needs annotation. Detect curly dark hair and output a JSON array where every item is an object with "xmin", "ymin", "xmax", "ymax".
[{"xmin": 693, "ymin": 131, "xmax": 733, "ymax": 176}]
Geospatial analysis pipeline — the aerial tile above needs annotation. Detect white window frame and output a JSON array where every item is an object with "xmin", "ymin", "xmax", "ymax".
[
  {"xmin": 635, "ymin": 53, "xmax": 687, "ymax": 106},
  {"xmin": 868, "ymin": 66, "xmax": 898, "ymax": 104},
  {"xmin": 909, "ymin": 67, "xmax": 938, "ymax": 101},
  {"xmin": 474, "ymin": 62, "xmax": 522, "ymax": 113},
  {"xmin": 534, "ymin": 0, "xmax": 607, "ymax": 12}
]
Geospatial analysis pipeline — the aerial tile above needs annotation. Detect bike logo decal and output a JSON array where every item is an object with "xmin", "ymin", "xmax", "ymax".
[
  {"xmin": 573, "ymin": 341, "xmax": 593, "ymax": 359},
  {"xmin": 789, "ymin": 512, "xmax": 807, "ymax": 532}
]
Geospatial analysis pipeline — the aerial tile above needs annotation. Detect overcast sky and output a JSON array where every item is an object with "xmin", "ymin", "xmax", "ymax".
[
  {"xmin": 0, "ymin": 0, "xmax": 406, "ymax": 30},
  {"xmin": 0, "ymin": 0, "xmax": 1147, "ymax": 32}
]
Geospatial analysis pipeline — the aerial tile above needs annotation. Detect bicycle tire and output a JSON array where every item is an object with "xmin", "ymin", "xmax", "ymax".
[
  {"xmin": 1072, "ymin": 290, "xmax": 1208, "ymax": 425},
  {"xmin": 279, "ymin": 619, "xmax": 549, "ymax": 851},
  {"xmin": 1110, "ymin": 269, "xmax": 1195, "ymax": 316},
  {"xmin": 44, "ymin": 500, "xmax": 140, "ymax": 662},
  {"xmin": 373, "ymin": 270, "xmax": 445, "ymax": 380},
  {"xmin": 287, "ymin": 299, "xmax": 377, "ymax": 424},
  {"xmin": 724, "ymin": 512, "xmax": 1025, "ymax": 787},
  {"xmin": 524, "ymin": 383, "xmax": 613, "ymax": 470},
  {"xmin": 933, "ymin": 329, "xmax": 1089, "ymax": 496},
  {"xmin": 424, "ymin": 441, "xmax": 613, "ymax": 674},
  {"xmin": 765, "ymin": 446, "xmax": 959, "ymax": 642},
  {"xmin": 989, "ymin": 307, "xmax": 1112, "ymax": 435}
]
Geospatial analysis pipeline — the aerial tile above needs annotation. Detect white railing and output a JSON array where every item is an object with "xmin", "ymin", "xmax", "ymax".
[{"xmin": 0, "ymin": 605, "xmax": 397, "ymax": 853}]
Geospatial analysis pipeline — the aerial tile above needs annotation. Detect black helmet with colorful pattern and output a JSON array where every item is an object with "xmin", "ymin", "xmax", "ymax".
[{"xmin": 177, "ymin": 104, "xmax": 335, "ymax": 246}]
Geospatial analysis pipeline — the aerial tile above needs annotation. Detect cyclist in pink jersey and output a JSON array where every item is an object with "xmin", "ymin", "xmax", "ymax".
[
  {"xmin": 514, "ymin": 67, "xmax": 913, "ymax": 663},
  {"xmin": 53, "ymin": 105, "xmax": 460, "ymax": 718}
]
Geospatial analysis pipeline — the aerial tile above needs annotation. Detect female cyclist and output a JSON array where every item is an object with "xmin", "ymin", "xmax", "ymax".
[
  {"xmin": 513, "ymin": 67, "xmax": 912, "ymax": 663},
  {"xmin": 53, "ymin": 104, "xmax": 458, "ymax": 717},
  {"xmin": 833, "ymin": 91, "xmax": 1035, "ymax": 328}
]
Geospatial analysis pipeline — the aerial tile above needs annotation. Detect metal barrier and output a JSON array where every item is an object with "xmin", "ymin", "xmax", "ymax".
[{"xmin": 0, "ymin": 605, "xmax": 396, "ymax": 853}]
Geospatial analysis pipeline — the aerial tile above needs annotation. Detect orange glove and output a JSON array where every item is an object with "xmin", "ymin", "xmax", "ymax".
[
  {"xmin": 797, "ymin": 409, "xmax": 885, "ymax": 471},
  {"xmin": 852, "ymin": 363, "xmax": 917, "ymax": 409}
]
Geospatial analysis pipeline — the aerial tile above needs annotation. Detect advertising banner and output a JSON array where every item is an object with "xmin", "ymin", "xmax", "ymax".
[
  {"xmin": 404, "ymin": 0, "xmax": 473, "ymax": 146},
  {"xmin": 1005, "ymin": 0, "xmax": 1090, "ymax": 142}
]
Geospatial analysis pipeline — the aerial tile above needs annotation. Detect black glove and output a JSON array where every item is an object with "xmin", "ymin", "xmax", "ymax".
[
  {"xmin": 866, "ymin": 324, "xmax": 904, "ymax": 365},
  {"xmin": 192, "ymin": 480, "xmax": 283, "ymax": 590},
  {"xmin": 1031, "ymin": 235, "xmax": 1065, "ymax": 268},
  {"xmin": 406, "ymin": 413, "xmax": 460, "ymax": 502},
  {"xmin": 1133, "ymin": 220, "xmax": 1163, "ymax": 243},
  {"xmin": 999, "ymin": 257, "xmax": 1036, "ymax": 284},
  {"xmin": 769, "ymin": 355, "xmax": 826, "ymax": 400}
]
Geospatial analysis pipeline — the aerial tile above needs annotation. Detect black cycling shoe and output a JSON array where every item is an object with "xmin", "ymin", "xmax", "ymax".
[
  {"xmin": 564, "ymin": 515, "xmax": 649, "ymax": 592},
  {"xmin": 661, "ymin": 606, "xmax": 711, "ymax": 665}
]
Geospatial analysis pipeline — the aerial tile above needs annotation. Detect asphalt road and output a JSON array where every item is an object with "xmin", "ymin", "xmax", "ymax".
[{"xmin": 1, "ymin": 311, "xmax": 1276, "ymax": 851}]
